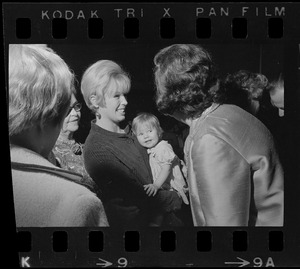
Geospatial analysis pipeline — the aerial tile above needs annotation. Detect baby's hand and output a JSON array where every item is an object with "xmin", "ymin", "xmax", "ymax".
[{"xmin": 144, "ymin": 184, "xmax": 158, "ymax": 196}]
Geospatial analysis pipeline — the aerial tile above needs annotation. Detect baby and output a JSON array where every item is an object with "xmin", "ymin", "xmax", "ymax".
[{"xmin": 132, "ymin": 113, "xmax": 189, "ymax": 226}]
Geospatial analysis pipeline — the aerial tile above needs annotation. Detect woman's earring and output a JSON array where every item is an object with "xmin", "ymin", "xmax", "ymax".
[
  {"xmin": 96, "ymin": 111, "xmax": 101, "ymax": 119},
  {"xmin": 94, "ymin": 105, "xmax": 101, "ymax": 119}
]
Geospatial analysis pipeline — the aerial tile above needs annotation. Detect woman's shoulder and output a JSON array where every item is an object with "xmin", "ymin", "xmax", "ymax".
[
  {"xmin": 42, "ymin": 173, "xmax": 107, "ymax": 223},
  {"xmin": 86, "ymin": 127, "xmax": 125, "ymax": 149},
  {"xmin": 12, "ymin": 163, "xmax": 94, "ymax": 195},
  {"xmin": 84, "ymin": 131, "xmax": 114, "ymax": 154},
  {"xmin": 12, "ymin": 168, "xmax": 108, "ymax": 227},
  {"xmin": 83, "ymin": 140, "xmax": 121, "ymax": 168}
]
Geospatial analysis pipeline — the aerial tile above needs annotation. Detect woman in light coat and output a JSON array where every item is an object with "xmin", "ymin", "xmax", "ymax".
[
  {"xmin": 153, "ymin": 44, "xmax": 283, "ymax": 226},
  {"xmin": 9, "ymin": 44, "xmax": 108, "ymax": 227}
]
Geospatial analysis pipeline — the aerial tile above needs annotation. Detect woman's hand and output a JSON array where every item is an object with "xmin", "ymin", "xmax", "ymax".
[{"xmin": 144, "ymin": 184, "xmax": 159, "ymax": 196}]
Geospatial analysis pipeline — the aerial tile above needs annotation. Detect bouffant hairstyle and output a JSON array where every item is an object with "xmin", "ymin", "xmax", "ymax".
[
  {"xmin": 154, "ymin": 44, "xmax": 219, "ymax": 118},
  {"xmin": 219, "ymin": 70, "xmax": 269, "ymax": 113},
  {"xmin": 132, "ymin": 112, "xmax": 163, "ymax": 138},
  {"xmin": 81, "ymin": 60, "xmax": 131, "ymax": 114},
  {"xmin": 9, "ymin": 44, "xmax": 74, "ymax": 137}
]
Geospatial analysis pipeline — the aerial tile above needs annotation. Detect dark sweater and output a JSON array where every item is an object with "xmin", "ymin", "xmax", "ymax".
[{"xmin": 83, "ymin": 121, "xmax": 181, "ymax": 227}]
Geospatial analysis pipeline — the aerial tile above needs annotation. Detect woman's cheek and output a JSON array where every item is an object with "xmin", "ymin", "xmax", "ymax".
[{"xmin": 62, "ymin": 115, "xmax": 71, "ymax": 130}]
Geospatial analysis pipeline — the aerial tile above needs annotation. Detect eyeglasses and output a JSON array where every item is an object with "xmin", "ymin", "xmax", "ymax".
[{"xmin": 67, "ymin": 102, "xmax": 82, "ymax": 115}]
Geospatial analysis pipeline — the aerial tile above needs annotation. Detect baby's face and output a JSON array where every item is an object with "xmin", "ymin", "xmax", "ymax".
[{"xmin": 136, "ymin": 124, "xmax": 160, "ymax": 149}]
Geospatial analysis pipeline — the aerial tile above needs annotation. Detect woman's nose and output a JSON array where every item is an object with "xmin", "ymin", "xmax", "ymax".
[
  {"xmin": 70, "ymin": 108, "xmax": 77, "ymax": 115},
  {"xmin": 121, "ymin": 95, "xmax": 128, "ymax": 105},
  {"xmin": 70, "ymin": 108, "xmax": 81, "ymax": 118}
]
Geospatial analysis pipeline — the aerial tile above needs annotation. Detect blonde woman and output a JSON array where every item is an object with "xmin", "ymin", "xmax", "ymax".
[{"xmin": 81, "ymin": 60, "xmax": 183, "ymax": 227}]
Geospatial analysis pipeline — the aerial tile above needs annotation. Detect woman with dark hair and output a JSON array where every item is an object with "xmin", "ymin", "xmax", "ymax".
[
  {"xmin": 154, "ymin": 44, "xmax": 284, "ymax": 226},
  {"xmin": 220, "ymin": 70, "xmax": 269, "ymax": 116}
]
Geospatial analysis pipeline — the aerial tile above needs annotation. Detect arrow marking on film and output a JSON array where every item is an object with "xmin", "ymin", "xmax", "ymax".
[
  {"xmin": 96, "ymin": 258, "xmax": 113, "ymax": 267},
  {"xmin": 224, "ymin": 257, "xmax": 250, "ymax": 267}
]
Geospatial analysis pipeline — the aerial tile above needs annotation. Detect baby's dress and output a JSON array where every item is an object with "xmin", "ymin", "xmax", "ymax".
[{"xmin": 147, "ymin": 140, "xmax": 189, "ymax": 205}]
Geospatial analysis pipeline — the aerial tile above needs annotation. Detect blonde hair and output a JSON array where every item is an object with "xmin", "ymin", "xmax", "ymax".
[
  {"xmin": 132, "ymin": 113, "xmax": 163, "ymax": 137},
  {"xmin": 81, "ymin": 60, "xmax": 131, "ymax": 113},
  {"xmin": 269, "ymin": 74, "xmax": 284, "ymax": 95},
  {"xmin": 9, "ymin": 44, "xmax": 74, "ymax": 136},
  {"xmin": 269, "ymin": 73, "xmax": 284, "ymax": 110}
]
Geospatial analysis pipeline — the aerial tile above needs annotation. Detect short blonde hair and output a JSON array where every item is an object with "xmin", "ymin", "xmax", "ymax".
[
  {"xmin": 269, "ymin": 74, "xmax": 284, "ymax": 95},
  {"xmin": 269, "ymin": 74, "xmax": 284, "ymax": 110},
  {"xmin": 81, "ymin": 60, "xmax": 131, "ymax": 113},
  {"xmin": 9, "ymin": 44, "xmax": 74, "ymax": 136},
  {"xmin": 132, "ymin": 113, "xmax": 163, "ymax": 138}
]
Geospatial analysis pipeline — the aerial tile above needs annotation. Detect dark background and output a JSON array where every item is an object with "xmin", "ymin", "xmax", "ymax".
[{"xmin": 49, "ymin": 43, "xmax": 283, "ymax": 144}]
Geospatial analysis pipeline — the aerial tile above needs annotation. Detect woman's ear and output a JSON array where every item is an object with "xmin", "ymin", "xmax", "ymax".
[
  {"xmin": 89, "ymin": 94, "xmax": 101, "ymax": 110},
  {"xmin": 90, "ymin": 94, "xmax": 102, "ymax": 119},
  {"xmin": 89, "ymin": 94, "xmax": 98, "ymax": 107}
]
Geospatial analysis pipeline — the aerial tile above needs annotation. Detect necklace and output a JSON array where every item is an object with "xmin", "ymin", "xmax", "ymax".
[
  {"xmin": 56, "ymin": 136, "xmax": 83, "ymax": 155},
  {"xmin": 57, "ymin": 136, "xmax": 76, "ymax": 146}
]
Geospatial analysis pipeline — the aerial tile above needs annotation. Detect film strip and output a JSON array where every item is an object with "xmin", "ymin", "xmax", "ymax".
[{"xmin": 3, "ymin": 2, "xmax": 300, "ymax": 268}]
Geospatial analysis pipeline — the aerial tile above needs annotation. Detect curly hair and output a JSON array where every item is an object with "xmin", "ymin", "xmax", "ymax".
[
  {"xmin": 154, "ymin": 44, "xmax": 219, "ymax": 118},
  {"xmin": 218, "ymin": 70, "xmax": 269, "ymax": 114}
]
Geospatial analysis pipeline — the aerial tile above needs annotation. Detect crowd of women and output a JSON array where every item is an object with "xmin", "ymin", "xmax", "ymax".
[{"xmin": 9, "ymin": 44, "xmax": 284, "ymax": 227}]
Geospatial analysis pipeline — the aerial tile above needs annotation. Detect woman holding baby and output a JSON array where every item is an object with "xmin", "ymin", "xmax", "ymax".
[{"xmin": 81, "ymin": 60, "xmax": 189, "ymax": 228}]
